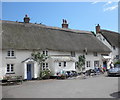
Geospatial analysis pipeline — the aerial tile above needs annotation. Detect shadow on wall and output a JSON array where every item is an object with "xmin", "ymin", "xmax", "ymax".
[{"xmin": 110, "ymin": 91, "xmax": 120, "ymax": 98}]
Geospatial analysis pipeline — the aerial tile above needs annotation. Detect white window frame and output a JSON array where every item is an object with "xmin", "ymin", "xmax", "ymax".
[
  {"xmin": 94, "ymin": 61, "xmax": 99, "ymax": 68},
  {"xmin": 7, "ymin": 50, "xmax": 15, "ymax": 57},
  {"xmin": 42, "ymin": 63, "xmax": 49, "ymax": 70},
  {"xmin": 59, "ymin": 62, "xmax": 61, "ymax": 67},
  {"xmin": 64, "ymin": 62, "xmax": 66, "ymax": 67},
  {"xmin": 43, "ymin": 50, "xmax": 48, "ymax": 56},
  {"xmin": 86, "ymin": 61, "xmax": 90, "ymax": 67},
  {"xmin": 6, "ymin": 64, "xmax": 15, "ymax": 74}
]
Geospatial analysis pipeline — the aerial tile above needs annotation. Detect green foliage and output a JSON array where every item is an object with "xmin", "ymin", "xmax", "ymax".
[
  {"xmin": 31, "ymin": 51, "xmax": 48, "ymax": 65},
  {"xmin": 40, "ymin": 69, "xmax": 51, "ymax": 79},
  {"xmin": 77, "ymin": 55, "xmax": 86, "ymax": 71},
  {"xmin": 31, "ymin": 51, "xmax": 48, "ymax": 79},
  {"xmin": 114, "ymin": 61, "xmax": 120, "ymax": 65}
]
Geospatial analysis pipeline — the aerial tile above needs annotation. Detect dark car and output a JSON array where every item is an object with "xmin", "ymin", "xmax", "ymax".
[{"xmin": 107, "ymin": 64, "xmax": 120, "ymax": 76}]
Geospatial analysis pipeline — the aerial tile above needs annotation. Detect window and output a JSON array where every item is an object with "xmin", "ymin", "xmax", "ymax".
[
  {"xmin": 94, "ymin": 61, "xmax": 99, "ymax": 68},
  {"xmin": 71, "ymin": 51, "xmax": 75, "ymax": 57},
  {"xmin": 101, "ymin": 54, "xmax": 109, "ymax": 56},
  {"xmin": 6, "ymin": 64, "xmax": 14, "ymax": 73},
  {"xmin": 59, "ymin": 62, "xmax": 61, "ymax": 67},
  {"xmin": 113, "ymin": 46, "xmax": 116, "ymax": 50},
  {"xmin": 42, "ymin": 63, "xmax": 45, "ymax": 70},
  {"xmin": 93, "ymin": 52, "xmax": 98, "ymax": 56},
  {"xmin": 86, "ymin": 61, "xmax": 90, "ymax": 67},
  {"xmin": 64, "ymin": 62, "xmax": 66, "ymax": 67},
  {"xmin": 46, "ymin": 63, "xmax": 48, "ymax": 69},
  {"xmin": 42, "ymin": 63, "xmax": 49, "ymax": 70},
  {"xmin": 75, "ymin": 62, "xmax": 78, "ymax": 69},
  {"xmin": 43, "ymin": 50, "xmax": 48, "ymax": 56},
  {"xmin": 116, "ymin": 55, "xmax": 119, "ymax": 59},
  {"xmin": 46, "ymin": 51, "xmax": 48, "ymax": 56},
  {"xmin": 7, "ymin": 50, "xmax": 15, "ymax": 57}
]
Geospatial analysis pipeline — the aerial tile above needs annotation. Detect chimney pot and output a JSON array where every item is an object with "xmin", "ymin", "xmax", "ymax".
[
  {"xmin": 62, "ymin": 19, "xmax": 68, "ymax": 28},
  {"xmin": 96, "ymin": 24, "xmax": 100, "ymax": 34},
  {"xmin": 24, "ymin": 14, "xmax": 30, "ymax": 23}
]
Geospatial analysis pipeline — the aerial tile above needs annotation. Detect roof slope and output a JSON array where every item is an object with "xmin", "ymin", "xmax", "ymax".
[
  {"xmin": 2, "ymin": 20, "xmax": 111, "ymax": 52},
  {"xmin": 100, "ymin": 29, "xmax": 120, "ymax": 47}
]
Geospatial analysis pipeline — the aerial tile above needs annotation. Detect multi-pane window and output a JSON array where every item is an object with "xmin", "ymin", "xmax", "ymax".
[
  {"xmin": 43, "ymin": 50, "xmax": 48, "ymax": 56},
  {"xmin": 93, "ymin": 52, "xmax": 98, "ymax": 56},
  {"xmin": 46, "ymin": 63, "xmax": 48, "ymax": 69},
  {"xmin": 7, "ymin": 64, "xmax": 14, "ymax": 73},
  {"xmin": 94, "ymin": 61, "xmax": 99, "ymax": 68},
  {"xmin": 7, "ymin": 50, "xmax": 15, "ymax": 57},
  {"xmin": 42, "ymin": 63, "xmax": 45, "ymax": 70},
  {"xmin": 59, "ymin": 62, "xmax": 61, "ymax": 67},
  {"xmin": 42, "ymin": 63, "xmax": 49, "ymax": 70},
  {"xmin": 64, "ymin": 62, "xmax": 66, "ymax": 67},
  {"xmin": 86, "ymin": 61, "xmax": 90, "ymax": 67},
  {"xmin": 71, "ymin": 51, "xmax": 75, "ymax": 57}
]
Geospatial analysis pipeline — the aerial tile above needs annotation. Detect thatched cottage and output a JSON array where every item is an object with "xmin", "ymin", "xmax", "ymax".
[
  {"xmin": 96, "ymin": 24, "xmax": 120, "ymax": 69},
  {"xmin": 0, "ymin": 15, "xmax": 111, "ymax": 80}
]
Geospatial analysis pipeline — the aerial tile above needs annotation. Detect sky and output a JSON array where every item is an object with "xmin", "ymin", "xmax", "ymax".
[{"xmin": 2, "ymin": 1, "xmax": 118, "ymax": 32}]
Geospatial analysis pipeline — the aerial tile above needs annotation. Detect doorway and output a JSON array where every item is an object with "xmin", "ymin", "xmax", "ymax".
[{"xmin": 27, "ymin": 64, "xmax": 32, "ymax": 80}]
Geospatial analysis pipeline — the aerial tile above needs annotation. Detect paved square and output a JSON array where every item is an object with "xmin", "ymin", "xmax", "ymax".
[{"xmin": 2, "ymin": 75, "xmax": 119, "ymax": 98}]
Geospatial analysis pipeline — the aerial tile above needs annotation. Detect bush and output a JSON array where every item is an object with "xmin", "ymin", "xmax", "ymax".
[
  {"xmin": 40, "ymin": 69, "xmax": 51, "ymax": 79},
  {"xmin": 114, "ymin": 61, "xmax": 120, "ymax": 65}
]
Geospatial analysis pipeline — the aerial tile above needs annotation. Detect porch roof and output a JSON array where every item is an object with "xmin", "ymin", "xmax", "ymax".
[
  {"xmin": 51, "ymin": 56, "xmax": 76, "ymax": 62},
  {"xmin": 22, "ymin": 58, "xmax": 35, "ymax": 63},
  {"xmin": 102, "ymin": 56, "xmax": 111, "ymax": 60}
]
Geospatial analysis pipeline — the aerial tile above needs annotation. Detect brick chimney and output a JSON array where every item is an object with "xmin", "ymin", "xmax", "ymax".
[
  {"xmin": 24, "ymin": 14, "xmax": 30, "ymax": 23},
  {"xmin": 62, "ymin": 19, "xmax": 68, "ymax": 28},
  {"xmin": 96, "ymin": 24, "xmax": 101, "ymax": 34}
]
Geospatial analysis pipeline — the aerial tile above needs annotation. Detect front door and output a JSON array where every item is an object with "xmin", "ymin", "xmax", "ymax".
[
  {"xmin": 27, "ymin": 64, "xmax": 32, "ymax": 80},
  {"xmin": 103, "ymin": 61, "xmax": 107, "ymax": 70}
]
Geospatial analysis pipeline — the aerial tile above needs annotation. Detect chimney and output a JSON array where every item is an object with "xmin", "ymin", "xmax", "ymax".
[
  {"xmin": 62, "ymin": 19, "xmax": 68, "ymax": 28},
  {"xmin": 24, "ymin": 14, "xmax": 30, "ymax": 23},
  {"xmin": 96, "ymin": 24, "xmax": 101, "ymax": 34}
]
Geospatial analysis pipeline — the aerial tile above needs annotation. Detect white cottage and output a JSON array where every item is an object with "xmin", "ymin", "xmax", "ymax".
[
  {"xmin": 95, "ymin": 24, "xmax": 120, "ymax": 69},
  {"xmin": 0, "ymin": 16, "xmax": 111, "ymax": 80}
]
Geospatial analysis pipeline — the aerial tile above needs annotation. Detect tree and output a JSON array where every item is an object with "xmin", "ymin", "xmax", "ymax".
[
  {"xmin": 77, "ymin": 55, "xmax": 86, "ymax": 72},
  {"xmin": 31, "ymin": 51, "xmax": 48, "ymax": 79}
]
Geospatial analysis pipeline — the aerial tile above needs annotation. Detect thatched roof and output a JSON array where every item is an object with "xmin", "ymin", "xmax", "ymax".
[
  {"xmin": 100, "ymin": 29, "xmax": 120, "ymax": 47},
  {"xmin": 2, "ymin": 20, "xmax": 111, "ymax": 53}
]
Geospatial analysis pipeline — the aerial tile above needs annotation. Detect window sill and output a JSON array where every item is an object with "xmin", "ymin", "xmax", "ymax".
[
  {"xmin": 6, "ymin": 72, "xmax": 15, "ymax": 74},
  {"xmin": 6, "ymin": 57, "xmax": 16, "ymax": 59}
]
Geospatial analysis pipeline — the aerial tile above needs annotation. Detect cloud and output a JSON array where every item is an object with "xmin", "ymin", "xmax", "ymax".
[
  {"xmin": 104, "ymin": 1, "xmax": 112, "ymax": 6},
  {"xmin": 103, "ymin": 5, "xmax": 118, "ymax": 11},
  {"xmin": 91, "ymin": 1, "xmax": 99, "ymax": 4}
]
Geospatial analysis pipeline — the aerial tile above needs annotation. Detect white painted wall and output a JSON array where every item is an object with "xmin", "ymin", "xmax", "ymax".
[
  {"xmin": 0, "ymin": 50, "xmax": 2, "ymax": 80},
  {"xmin": 1, "ymin": 49, "xmax": 109, "ymax": 78},
  {"xmin": 96, "ymin": 33, "xmax": 119, "ymax": 63}
]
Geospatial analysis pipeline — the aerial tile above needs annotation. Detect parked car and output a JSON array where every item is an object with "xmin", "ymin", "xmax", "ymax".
[{"xmin": 107, "ymin": 64, "xmax": 120, "ymax": 76}]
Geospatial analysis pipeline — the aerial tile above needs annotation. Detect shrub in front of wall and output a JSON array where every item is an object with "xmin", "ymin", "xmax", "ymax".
[
  {"xmin": 114, "ymin": 61, "xmax": 120, "ymax": 65},
  {"xmin": 40, "ymin": 70, "xmax": 51, "ymax": 80}
]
